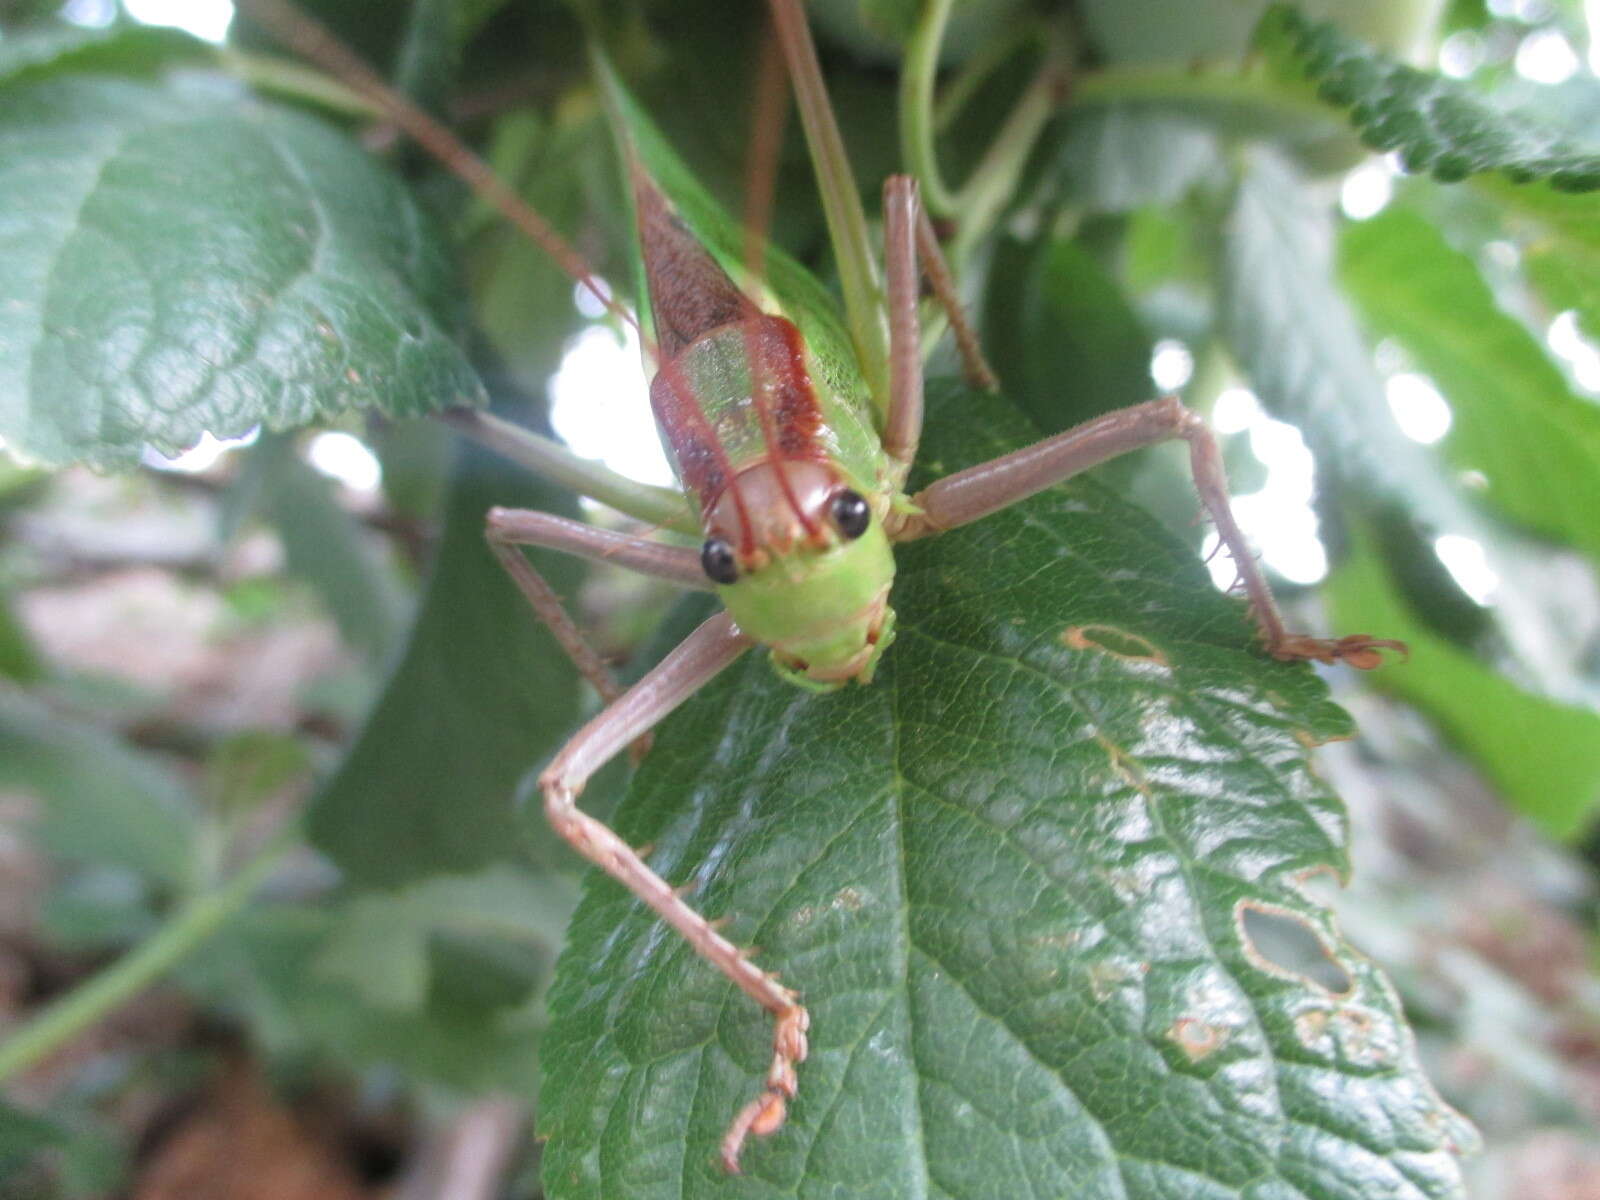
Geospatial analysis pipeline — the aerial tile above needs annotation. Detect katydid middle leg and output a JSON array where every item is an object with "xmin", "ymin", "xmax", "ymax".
[{"xmin": 889, "ymin": 394, "xmax": 1406, "ymax": 667}]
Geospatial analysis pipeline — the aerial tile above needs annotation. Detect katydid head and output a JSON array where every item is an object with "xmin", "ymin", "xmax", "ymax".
[{"xmin": 700, "ymin": 461, "xmax": 897, "ymax": 691}]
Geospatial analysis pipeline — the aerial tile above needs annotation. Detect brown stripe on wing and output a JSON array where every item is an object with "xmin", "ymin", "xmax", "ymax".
[{"xmin": 767, "ymin": 318, "xmax": 823, "ymax": 458}]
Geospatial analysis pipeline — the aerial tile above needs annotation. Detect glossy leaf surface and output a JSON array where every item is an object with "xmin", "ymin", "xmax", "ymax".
[
  {"xmin": 0, "ymin": 71, "xmax": 482, "ymax": 467},
  {"xmin": 541, "ymin": 383, "xmax": 1472, "ymax": 1199}
]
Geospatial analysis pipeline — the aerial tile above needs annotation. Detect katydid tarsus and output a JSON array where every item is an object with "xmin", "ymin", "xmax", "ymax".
[{"xmin": 243, "ymin": 0, "xmax": 1405, "ymax": 1173}]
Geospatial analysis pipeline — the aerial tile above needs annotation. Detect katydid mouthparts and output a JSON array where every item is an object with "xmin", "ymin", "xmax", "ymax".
[{"xmin": 240, "ymin": 0, "xmax": 1405, "ymax": 1173}]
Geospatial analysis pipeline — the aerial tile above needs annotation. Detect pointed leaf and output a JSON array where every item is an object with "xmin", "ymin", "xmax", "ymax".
[
  {"xmin": 1255, "ymin": 5, "xmax": 1600, "ymax": 190},
  {"xmin": 231, "ymin": 434, "xmax": 407, "ymax": 663},
  {"xmin": 311, "ymin": 864, "xmax": 574, "ymax": 1013},
  {"xmin": 0, "ymin": 687, "xmax": 195, "ymax": 886},
  {"xmin": 1340, "ymin": 207, "xmax": 1600, "ymax": 571},
  {"xmin": 0, "ymin": 21, "xmax": 209, "ymax": 89},
  {"xmin": 1045, "ymin": 108, "xmax": 1223, "ymax": 213},
  {"xmin": 307, "ymin": 430, "xmax": 583, "ymax": 888},
  {"xmin": 540, "ymin": 382, "xmax": 1472, "ymax": 1199},
  {"xmin": 1220, "ymin": 147, "xmax": 1463, "ymax": 530},
  {"xmin": 1481, "ymin": 179, "xmax": 1600, "ymax": 342}
]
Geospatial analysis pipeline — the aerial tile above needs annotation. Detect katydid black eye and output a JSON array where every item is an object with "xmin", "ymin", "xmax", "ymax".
[
  {"xmin": 701, "ymin": 537, "xmax": 739, "ymax": 584},
  {"xmin": 830, "ymin": 490, "xmax": 870, "ymax": 539}
]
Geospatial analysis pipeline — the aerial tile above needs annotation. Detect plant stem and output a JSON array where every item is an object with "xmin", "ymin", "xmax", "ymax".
[
  {"xmin": 899, "ymin": 0, "xmax": 960, "ymax": 217},
  {"xmin": 221, "ymin": 48, "xmax": 381, "ymax": 118},
  {"xmin": 1070, "ymin": 62, "xmax": 1333, "ymax": 128},
  {"xmin": 441, "ymin": 409, "xmax": 697, "ymax": 533},
  {"xmin": 949, "ymin": 58, "xmax": 1060, "ymax": 267},
  {"xmin": 0, "ymin": 834, "xmax": 292, "ymax": 1083}
]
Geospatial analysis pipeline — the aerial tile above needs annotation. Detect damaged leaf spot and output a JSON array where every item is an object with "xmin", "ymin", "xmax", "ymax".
[
  {"xmin": 1294, "ymin": 1005, "xmax": 1398, "ymax": 1069},
  {"xmin": 1169, "ymin": 1016, "xmax": 1229, "ymax": 1062},
  {"xmin": 1061, "ymin": 624, "xmax": 1169, "ymax": 666},
  {"xmin": 1237, "ymin": 900, "xmax": 1354, "ymax": 996}
]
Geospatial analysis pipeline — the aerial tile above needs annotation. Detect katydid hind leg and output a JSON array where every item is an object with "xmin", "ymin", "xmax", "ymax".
[
  {"xmin": 537, "ymin": 612, "xmax": 810, "ymax": 1173},
  {"xmin": 893, "ymin": 395, "xmax": 1405, "ymax": 668}
]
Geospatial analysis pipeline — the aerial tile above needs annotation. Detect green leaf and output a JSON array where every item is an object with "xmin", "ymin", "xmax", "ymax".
[
  {"xmin": 1480, "ymin": 179, "xmax": 1600, "ymax": 342},
  {"xmin": 1084, "ymin": 0, "xmax": 1443, "ymax": 67},
  {"xmin": 0, "ymin": 21, "xmax": 210, "ymax": 89},
  {"xmin": 0, "ymin": 1100, "xmax": 65, "ymax": 1179},
  {"xmin": 0, "ymin": 593, "xmax": 42, "ymax": 682},
  {"xmin": 1326, "ymin": 524, "xmax": 1600, "ymax": 837},
  {"xmin": 1220, "ymin": 147, "xmax": 1590, "ymax": 700},
  {"xmin": 982, "ymin": 231, "xmax": 1154, "ymax": 433},
  {"xmin": 0, "ymin": 74, "xmax": 484, "ymax": 469},
  {"xmin": 540, "ymin": 382, "xmax": 1472, "ymax": 1198},
  {"xmin": 189, "ymin": 901, "xmax": 547, "ymax": 1095},
  {"xmin": 310, "ymin": 864, "xmax": 574, "ymax": 1013},
  {"xmin": 230, "ymin": 433, "xmax": 407, "ymax": 663},
  {"xmin": 1340, "ymin": 207, "xmax": 1600, "ymax": 570},
  {"xmin": 0, "ymin": 1100, "xmax": 124, "ymax": 1199},
  {"xmin": 203, "ymin": 730, "xmax": 312, "ymax": 819},
  {"xmin": 1220, "ymin": 147, "xmax": 1458, "ymax": 527},
  {"xmin": 306, "ymin": 430, "xmax": 583, "ymax": 888},
  {"xmin": 393, "ymin": 0, "xmax": 458, "ymax": 121},
  {"xmin": 1255, "ymin": 4, "xmax": 1600, "ymax": 189},
  {"xmin": 0, "ymin": 687, "xmax": 195, "ymax": 886},
  {"xmin": 803, "ymin": 0, "xmax": 1031, "ymax": 62},
  {"xmin": 1046, "ymin": 109, "xmax": 1224, "ymax": 213}
]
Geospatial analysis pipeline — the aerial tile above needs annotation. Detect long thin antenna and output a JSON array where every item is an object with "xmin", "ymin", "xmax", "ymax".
[
  {"xmin": 740, "ymin": 20, "xmax": 788, "ymax": 290},
  {"xmin": 236, "ymin": 0, "xmax": 639, "ymax": 336}
]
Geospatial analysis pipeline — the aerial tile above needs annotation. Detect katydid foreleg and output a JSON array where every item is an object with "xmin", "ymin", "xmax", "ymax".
[
  {"xmin": 486, "ymin": 509, "xmax": 710, "ymax": 590},
  {"xmin": 889, "ymin": 394, "xmax": 1407, "ymax": 668},
  {"xmin": 532, "ymin": 612, "xmax": 811, "ymax": 1174},
  {"xmin": 882, "ymin": 175, "xmax": 997, "ymax": 474},
  {"xmin": 485, "ymin": 509, "xmax": 709, "ymax": 758}
]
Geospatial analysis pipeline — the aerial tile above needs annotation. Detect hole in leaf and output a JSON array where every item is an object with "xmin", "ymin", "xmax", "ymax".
[
  {"xmin": 1061, "ymin": 624, "xmax": 1168, "ymax": 665},
  {"xmin": 1237, "ymin": 901, "xmax": 1353, "ymax": 995}
]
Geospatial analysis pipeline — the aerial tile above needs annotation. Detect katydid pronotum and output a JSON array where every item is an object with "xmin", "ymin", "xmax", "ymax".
[{"xmin": 243, "ymin": 0, "xmax": 1404, "ymax": 1173}]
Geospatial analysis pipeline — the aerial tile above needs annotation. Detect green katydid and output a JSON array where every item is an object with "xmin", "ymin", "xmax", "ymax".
[{"xmin": 242, "ymin": 0, "xmax": 1404, "ymax": 1172}]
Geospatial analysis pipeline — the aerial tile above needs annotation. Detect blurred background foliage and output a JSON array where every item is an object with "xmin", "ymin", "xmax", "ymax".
[{"xmin": 1, "ymin": 0, "xmax": 1600, "ymax": 1196}]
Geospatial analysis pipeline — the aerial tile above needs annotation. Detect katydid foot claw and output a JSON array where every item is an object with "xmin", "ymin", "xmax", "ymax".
[
  {"xmin": 1268, "ymin": 633, "xmax": 1409, "ymax": 670},
  {"xmin": 720, "ymin": 1002, "xmax": 810, "ymax": 1174}
]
